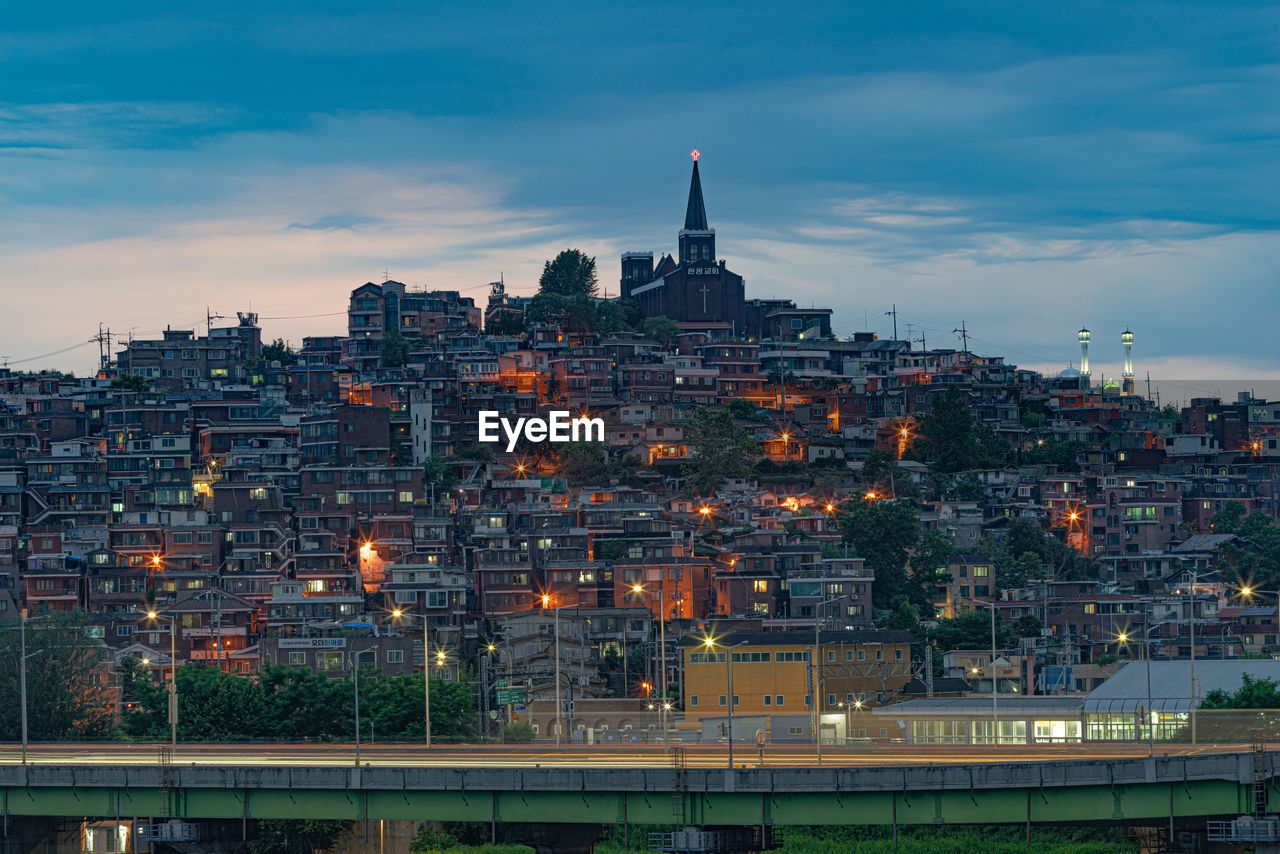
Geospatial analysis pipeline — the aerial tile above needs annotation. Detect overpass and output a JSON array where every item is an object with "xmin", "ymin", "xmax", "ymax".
[{"xmin": 0, "ymin": 747, "xmax": 1275, "ymax": 852}]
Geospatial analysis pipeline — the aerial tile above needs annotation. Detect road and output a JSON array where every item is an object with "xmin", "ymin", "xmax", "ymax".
[{"xmin": 0, "ymin": 742, "xmax": 1238, "ymax": 769}]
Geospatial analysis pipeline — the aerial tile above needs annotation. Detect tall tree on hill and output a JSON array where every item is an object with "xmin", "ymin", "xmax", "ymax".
[
  {"xmin": 905, "ymin": 387, "xmax": 994, "ymax": 473},
  {"xmin": 683, "ymin": 408, "xmax": 755, "ymax": 493},
  {"xmin": 538, "ymin": 249, "xmax": 598, "ymax": 299}
]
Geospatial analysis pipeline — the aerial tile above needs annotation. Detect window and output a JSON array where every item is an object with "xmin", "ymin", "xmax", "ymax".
[
  {"xmin": 318, "ymin": 652, "xmax": 343, "ymax": 671},
  {"xmin": 973, "ymin": 566, "xmax": 989, "ymax": 577},
  {"xmin": 857, "ymin": 649, "xmax": 866, "ymax": 661},
  {"xmin": 874, "ymin": 648, "xmax": 883, "ymax": 661},
  {"xmin": 752, "ymin": 579, "xmax": 768, "ymax": 593},
  {"xmin": 827, "ymin": 692, "xmax": 837, "ymax": 705},
  {"xmin": 730, "ymin": 651, "xmax": 770, "ymax": 663},
  {"xmin": 826, "ymin": 649, "xmax": 835, "ymax": 662},
  {"xmin": 288, "ymin": 652, "xmax": 306, "ymax": 666},
  {"xmin": 387, "ymin": 649, "xmax": 404, "ymax": 664},
  {"xmin": 399, "ymin": 491, "xmax": 414, "ymax": 503},
  {"xmin": 775, "ymin": 651, "xmax": 808, "ymax": 662},
  {"xmin": 775, "ymin": 695, "xmax": 784, "ymax": 706},
  {"xmin": 732, "ymin": 695, "xmax": 740, "ymax": 706},
  {"xmin": 763, "ymin": 695, "xmax": 772, "ymax": 706},
  {"xmin": 718, "ymin": 695, "xmax": 726, "ymax": 706},
  {"xmin": 690, "ymin": 696, "xmax": 698, "ymax": 707},
  {"xmin": 689, "ymin": 652, "xmax": 725, "ymax": 664}
]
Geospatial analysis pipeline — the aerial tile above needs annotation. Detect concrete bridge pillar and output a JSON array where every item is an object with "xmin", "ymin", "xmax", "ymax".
[{"xmin": 507, "ymin": 822, "xmax": 603, "ymax": 854}]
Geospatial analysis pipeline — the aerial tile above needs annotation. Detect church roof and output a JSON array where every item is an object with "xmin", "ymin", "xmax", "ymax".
[{"xmin": 684, "ymin": 160, "xmax": 709, "ymax": 230}]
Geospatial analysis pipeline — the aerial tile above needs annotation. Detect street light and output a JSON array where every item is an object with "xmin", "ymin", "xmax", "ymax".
[
  {"xmin": 143, "ymin": 610, "xmax": 178, "ymax": 750},
  {"xmin": 546, "ymin": 599, "xmax": 583, "ymax": 746},
  {"xmin": 1115, "ymin": 628, "xmax": 1155, "ymax": 755},
  {"xmin": 960, "ymin": 598, "xmax": 998, "ymax": 745},
  {"xmin": 702, "ymin": 635, "xmax": 750, "ymax": 768},
  {"xmin": 632, "ymin": 573, "xmax": 673, "ymax": 737},
  {"xmin": 18, "ymin": 613, "xmax": 53, "ymax": 765},
  {"xmin": 352, "ymin": 645, "xmax": 378, "ymax": 766},
  {"xmin": 813, "ymin": 596, "xmax": 845, "ymax": 766},
  {"xmin": 390, "ymin": 608, "xmax": 433, "ymax": 747}
]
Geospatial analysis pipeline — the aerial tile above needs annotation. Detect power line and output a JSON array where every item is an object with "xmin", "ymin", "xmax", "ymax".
[{"xmin": 8, "ymin": 340, "xmax": 95, "ymax": 365}]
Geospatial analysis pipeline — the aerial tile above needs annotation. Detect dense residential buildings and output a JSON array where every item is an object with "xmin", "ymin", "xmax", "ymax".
[{"xmin": 6, "ymin": 156, "xmax": 1280, "ymax": 746}]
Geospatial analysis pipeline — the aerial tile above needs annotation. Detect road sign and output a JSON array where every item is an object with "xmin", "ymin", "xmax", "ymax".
[
  {"xmin": 494, "ymin": 680, "xmax": 509, "ymax": 688},
  {"xmin": 496, "ymin": 688, "xmax": 525, "ymax": 706}
]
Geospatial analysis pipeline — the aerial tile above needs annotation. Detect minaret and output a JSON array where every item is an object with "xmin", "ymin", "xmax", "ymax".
[
  {"xmin": 678, "ymin": 149, "xmax": 715, "ymax": 265},
  {"xmin": 1121, "ymin": 329, "xmax": 1135, "ymax": 395},
  {"xmin": 1078, "ymin": 328, "xmax": 1091, "ymax": 387}
]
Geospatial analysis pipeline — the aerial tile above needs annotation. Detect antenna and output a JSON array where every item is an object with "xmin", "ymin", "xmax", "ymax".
[{"xmin": 383, "ymin": 268, "xmax": 390, "ymax": 283}]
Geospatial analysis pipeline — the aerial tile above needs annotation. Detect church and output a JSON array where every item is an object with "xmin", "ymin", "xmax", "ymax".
[{"xmin": 619, "ymin": 152, "xmax": 831, "ymax": 342}]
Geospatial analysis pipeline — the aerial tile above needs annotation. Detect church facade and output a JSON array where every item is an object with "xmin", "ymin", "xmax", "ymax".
[
  {"xmin": 619, "ymin": 154, "xmax": 748, "ymax": 337},
  {"xmin": 620, "ymin": 154, "xmax": 831, "ymax": 342}
]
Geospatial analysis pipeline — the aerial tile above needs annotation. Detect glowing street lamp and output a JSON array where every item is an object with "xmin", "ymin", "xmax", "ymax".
[
  {"xmin": 142, "ymin": 609, "xmax": 178, "ymax": 749},
  {"xmin": 390, "ymin": 608, "xmax": 434, "ymax": 747},
  {"xmin": 864, "ymin": 491, "xmax": 878, "ymax": 501}
]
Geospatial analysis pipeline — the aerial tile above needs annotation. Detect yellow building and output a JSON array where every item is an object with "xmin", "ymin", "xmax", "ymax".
[{"xmin": 679, "ymin": 630, "xmax": 917, "ymax": 730}]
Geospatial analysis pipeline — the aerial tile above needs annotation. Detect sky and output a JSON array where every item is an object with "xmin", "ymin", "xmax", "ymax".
[{"xmin": 1, "ymin": 1, "xmax": 1277, "ymax": 391}]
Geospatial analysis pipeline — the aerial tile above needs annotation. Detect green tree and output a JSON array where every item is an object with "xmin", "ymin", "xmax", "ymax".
[
  {"xmin": 595, "ymin": 298, "xmax": 640, "ymax": 335},
  {"xmin": 682, "ymin": 408, "xmax": 756, "ymax": 493},
  {"xmin": 1211, "ymin": 501, "xmax": 1248, "ymax": 535},
  {"xmin": 641, "ymin": 316, "xmax": 682, "ymax": 347},
  {"xmin": 904, "ymin": 387, "xmax": 994, "ymax": 473},
  {"xmin": 1202, "ymin": 674, "xmax": 1280, "ymax": 709},
  {"xmin": 422, "ymin": 455, "xmax": 458, "ymax": 494},
  {"xmin": 555, "ymin": 441, "xmax": 610, "ymax": 484},
  {"xmin": 538, "ymin": 248, "xmax": 598, "ymax": 298},
  {"xmin": 261, "ymin": 338, "xmax": 298, "ymax": 365},
  {"xmin": 110, "ymin": 374, "xmax": 149, "ymax": 393},
  {"xmin": 0, "ymin": 611, "xmax": 114, "ymax": 742},
  {"xmin": 524, "ymin": 292, "xmax": 598, "ymax": 333},
  {"xmin": 379, "ymin": 329, "xmax": 412, "ymax": 367},
  {"xmin": 836, "ymin": 498, "xmax": 920, "ymax": 608},
  {"xmin": 485, "ymin": 312, "xmax": 527, "ymax": 336},
  {"xmin": 907, "ymin": 531, "xmax": 955, "ymax": 610},
  {"xmin": 725, "ymin": 398, "xmax": 769, "ymax": 422},
  {"xmin": 247, "ymin": 819, "xmax": 352, "ymax": 854}
]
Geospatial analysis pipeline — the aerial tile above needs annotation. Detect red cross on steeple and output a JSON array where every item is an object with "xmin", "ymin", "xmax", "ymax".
[{"xmin": 690, "ymin": 148, "xmax": 700, "ymax": 162}]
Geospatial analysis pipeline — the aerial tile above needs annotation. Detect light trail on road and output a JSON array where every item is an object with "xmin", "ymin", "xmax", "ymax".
[{"xmin": 0, "ymin": 742, "xmax": 1236, "ymax": 769}]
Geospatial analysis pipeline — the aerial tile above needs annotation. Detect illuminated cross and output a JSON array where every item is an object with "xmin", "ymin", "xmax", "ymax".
[
  {"xmin": 690, "ymin": 149, "xmax": 700, "ymax": 162},
  {"xmin": 700, "ymin": 284, "xmax": 711, "ymax": 313}
]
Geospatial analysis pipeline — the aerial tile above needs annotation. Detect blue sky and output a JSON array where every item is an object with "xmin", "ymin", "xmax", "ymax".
[{"xmin": 2, "ymin": 1, "xmax": 1277, "ymax": 386}]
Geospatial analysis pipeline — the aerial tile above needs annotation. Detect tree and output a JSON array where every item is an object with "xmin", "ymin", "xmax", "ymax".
[
  {"xmin": 1202, "ymin": 674, "xmax": 1280, "ymax": 709},
  {"xmin": 379, "ymin": 329, "xmax": 411, "ymax": 368},
  {"xmin": 835, "ymin": 498, "xmax": 920, "ymax": 608},
  {"xmin": 261, "ymin": 338, "xmax": 298, "ymax": 366},
  {"xmin": 538, "ymin": 249, "xmax": 598, "ymax": 299},
  {"xmin": 641, "ymin": 316, "xmax": 682, "ymax": 348},
  {"xmin": 485, "ymin": 312, "xmax": 527, "ymax": 337},
  {"xmin": 0, "ymin": 611, "xmax": 114, "ymax": 742},
  {"xmin": 524, "ymin": 292, "xmax": 598, "ymax": 333},
  {"xmin": 682, "ymin": 408, "xmax": 756, "ymax": 493},
  {"xmin": 247, "ymin": 820, "xmax": 352, "ymax": 854},
  {"xmin": 595, "ymin": 298, "xmax": 639, "ymax": 335},
  {"xmin": 904, "ymin": 387, "xmax": 994, "ymax": 473},
  {"xmin": 110, "ymin": 374, "xmax": 149, "ymax": 393},
  {"xmin": 422, "ymin": 455, "xmax": 458, "ymax": 495},
  {"xmin": 1211, "ymin": 501, "xmax": 1248, "ymax": 535},
  {"xmin": 555, "ymin": 441, "xmax": 610, "ymax": 484},
  {"xmin": 907, "ymin": 531, "xmax": 955, "ymax": 611}
]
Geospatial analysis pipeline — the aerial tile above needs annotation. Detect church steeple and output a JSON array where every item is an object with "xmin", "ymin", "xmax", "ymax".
[
  {"xmin": 684, "ymin": 150, "xmax": 708, "ymax": 230},
  {"xmin": 679, "ymin": 149, "xmax": 715, "ymax": 265}
]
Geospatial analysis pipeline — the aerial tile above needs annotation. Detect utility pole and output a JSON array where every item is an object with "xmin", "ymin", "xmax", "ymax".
[
  {"xmin": 885, "ymin": 305, "xmax": 898, "ymax": 340},
  {"xmin": 953, "ymin": 321, "xmax": 969, "ymax": 355},
  {"xmin": 206, "ymin": 308, "xmax": 225, "ymax": 336}
]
